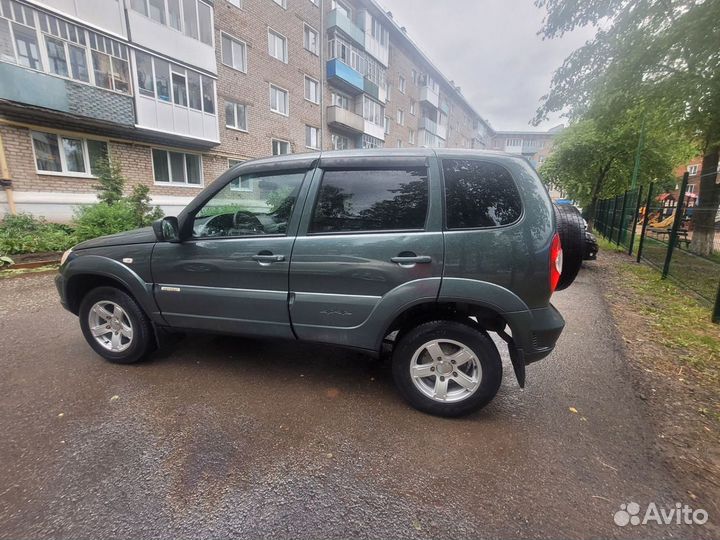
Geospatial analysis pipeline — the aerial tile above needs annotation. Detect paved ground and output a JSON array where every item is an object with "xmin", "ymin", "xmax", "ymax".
[{"xmin": 0, "ymin": 269, "xmax": 715, "ymax": 539}]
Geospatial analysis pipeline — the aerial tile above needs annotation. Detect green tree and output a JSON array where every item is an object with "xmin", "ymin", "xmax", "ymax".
[
  {"xmin": 540, "ymin": 103, "xmax": 694, "ymax": 228},
  {"xmin": 92, "ymin": 156, "xmax": 125, "ymax": 205},
  {"xmin": 535, "ymin": 0, "xmax": 720, "ymax": 255},
  {"xmin": 127, "ymin": 184, "xmax": 164, "ymax": 226}
]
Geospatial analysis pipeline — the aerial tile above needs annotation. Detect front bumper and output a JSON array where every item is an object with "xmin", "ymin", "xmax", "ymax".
[{"xmin": 55, "ymin": 273, "xmax": 70, "ymax": 311}]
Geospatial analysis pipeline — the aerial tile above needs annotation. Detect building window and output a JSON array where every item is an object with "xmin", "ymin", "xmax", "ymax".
[
  {"xmin": 396, "ymin": 108, "xmax": 405, "ymax": 126},
  {"xmin": 272, "ymin": 139, "xmax": 291, "ymax": 155},
  {"xmin": 270, "ymin": 84, "xmax": 289, "ymax": 115},
  {"xmin": 13, "ymin": 23, "xmax": 42, "ymax": 70},
  {"xmin": 369, "ymin": 15, "xmax": 388, "ymax": 46},
  {"xmin": 31, "ymin": 131, "xmax": 108, "ymax": 176},
  {"xmin": 227, "ymin": 0, "xmax": 242, "ymax": 7},
  {"xmin": 304, "ymin": 75, "xmax": 320, "ymax": 104},
  {"xmin": 268, "ymin": 29, "xmax": 288, "ymax": 63},
  {"xmin": 688, "ymin": 164, "xmax": 699, "ymax": 176},
  {"xmin": 506, "ymin": 138, "xmax": 522, "ymax": 147},
  {"xmin": 397, "ymin": 139, "xmax": 403, "ymax": 148},
  {"xmin": 331, "ymin": 90, "xmax": 350, "ymax": 110},
  {"xmin": 304, "ymin": 23, "xmax": 319, "ymax": 55},
  {"xmin": 130, "ymin": 0, "xmax": 213, "ymax": 45},
  {"xmin": 88, "ymin": 32, "xmax": 130, "ymax": 93},
  {"xmin": 135, "ymin": 51, "xmax": 215, "ymax": 114},
  {"xmin": 686, "ymin": 183, "xmax": 696, "ymax": 193},
  {"xmin": 152, "ymin": 148, "xmax": 203, "ymax": 185},
  {"xmin": 410, "ymin": 101, "xmax": 417, "ymax": 116},
  {"xmin": 273, "ymin": 0, "xmax": 288, "ymax": 7},
  {"xmin": 398, "ymin": 75, "xmax": 406, "ymax": 94},
  {"xmin": 411, "ymin": 69, "xmax": 417, "ymax": 84},
  {"xmin": 361, "ymin": 134, "xmax": 383, "ymax": 149},
  {"xmin": 228, "ymin": 159, "xmax": 252, "ymax": 190},
  {"xmin": 363, "ymin": 96, "xmax": 384, "ymax": 127},
  {"xmin": 225, "ymin": 101, "xmax": 247, "ymax": 131},
  {"xmin": 384, "ymin": 116, "xmax": 391, "ymax": 134},
  {"xmin": 332, "ymin": 0, "xmax": 352, "ymax": 19},
  {"xmin": 221, "ymin": 33, "xmax": 247, "ymax": 72},
  {"xmin": 331, "ymin": 133, "xmax": 350, "ymax": 150},
  {"xmin": 305, "ymin": 125, "xmax": 320, "ymax": 149},
  {"xmin": 409, "ymin": 129, "xmax": 415, "ymax": 144}
]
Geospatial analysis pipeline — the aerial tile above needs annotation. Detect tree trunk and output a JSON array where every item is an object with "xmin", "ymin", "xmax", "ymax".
[
  {"xmin": 690, "ymin": 146, "xmax": 720, "ymax": 257},
  {"xmin": 585, "ymin": 160, "xmax": 614, "ymax": 231}
]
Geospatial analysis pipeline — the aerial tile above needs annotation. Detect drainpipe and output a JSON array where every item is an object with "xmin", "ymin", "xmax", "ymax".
[
  {"xmin": 319, "ymin": 0, "xmax": 325, "ymax": 150},
  {"xmin": 0, "ymin": 132, "xmax": 16, "ymax": 216}
]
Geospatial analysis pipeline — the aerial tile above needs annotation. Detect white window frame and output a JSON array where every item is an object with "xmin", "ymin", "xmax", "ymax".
[
  {"xmin": 129, "ymin": 0, "xmax": 214, "ymax": 46},
  {"xmin": 304, "ymin": 75, "xmax": 320, "ymax": 104},
  {"xmin": 396, "ymin": 108, "xmax": 404, "ymax": 126},
  {"xmin": 151, "ymin": 147, "xmax": 204, "ymax": 187},
  {"xmin": 398, "ymin": 75, "xmax": 406, "ymax": 94},
  {"xmin": 305, "ymin": 125, "xmax": 320, "ymax": 149},
  {"xmin": 688, "ymin": 164, "xmax": 699, "ymax": 176},
  {"xmin": 303, "ymin": 23, "xmax": 319, "ymax": 56},
  {"xmin": 409, "ymin": 100, "xmax": 415, "ymax": 116},
  {"xmin": 384, "ymin": 115, "xmax": 390, "ymax": 134},
  {"xmin": 273, "ymin": 0, "xmax": 288, "ymax": 8},
  {"xmin": 225, "ymin": 101, "xmax": 248, "ymax": 132},
  {"xmin": 221, "ymin": 32, "xmax": 247, "ymax": 72},
  {"xmin": 268, "ymin": 28, "xmax": 288, "ymax": 63},
  {"xmin": 409, "ymin": 129, "xmax": 415, "ymax": 144},
  {"xmin": 269, "ymin": 83, "xmax": 289, "ymax": 116},
  {"xmin": 271, "ymin": 138, "xmax": 291, "ymax": 155},
  {"xmin": 331, "ymin": 132, "xmax": 350, "ymax": 150},
  {"xmin": 228, "ymin": 159, "xmax": 252, "ymax": 191},
  {"xmin": 29, "ymin": 130, "xmax": 108, "ymax": 178}
]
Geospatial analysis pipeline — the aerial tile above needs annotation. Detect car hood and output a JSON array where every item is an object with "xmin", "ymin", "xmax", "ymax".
[{"xmin": 74, "ymin": 227, "xmax": 157, "ymax": 250}]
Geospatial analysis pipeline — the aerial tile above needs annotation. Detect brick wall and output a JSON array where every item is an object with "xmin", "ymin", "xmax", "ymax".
[{"xmin": 214, "ymin": 0, "xmax": 323, "ymax": 159}]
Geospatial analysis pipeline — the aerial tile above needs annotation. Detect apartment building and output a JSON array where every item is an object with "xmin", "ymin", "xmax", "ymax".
[
  {"xmin": 490, "ymin": 124, "xmax": 564, "ymax": 169},
  {"xmin": 0, "ymin": 0, "xmax": 496, "ymax": 220}
]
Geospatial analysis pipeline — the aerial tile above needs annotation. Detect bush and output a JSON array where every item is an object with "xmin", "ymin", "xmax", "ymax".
[
  {"xmin": 127, "ymin": 184, "xmax": 164, "ymax": 226},
  {"xmin": 0, "ymin": 213, "xmax": 75, "ymax": 255},
  {"xmin": 72, "ymin": 201, "xmax": 139, "ymax": 243}
]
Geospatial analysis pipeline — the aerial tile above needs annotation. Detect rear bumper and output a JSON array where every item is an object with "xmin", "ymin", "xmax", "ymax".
[{"xmin": 504, "ymin": 303, "xmax": 565, "ymax": 364}]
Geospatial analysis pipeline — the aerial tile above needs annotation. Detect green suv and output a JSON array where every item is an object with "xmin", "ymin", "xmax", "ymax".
[{"xmin": 56, "ymin": 149, "xmax": 573, "ymax": 417}]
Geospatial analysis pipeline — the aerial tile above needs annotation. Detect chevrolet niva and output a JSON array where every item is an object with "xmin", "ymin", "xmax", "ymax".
[{"xmin": 56, "ymin": 149, "xmax": 586, "ymax": 416}]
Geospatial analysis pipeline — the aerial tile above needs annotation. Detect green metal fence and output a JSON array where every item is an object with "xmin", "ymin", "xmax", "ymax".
[{"xmin": 594, "ymin": 173, "xmax": 720, "ymax": 323}]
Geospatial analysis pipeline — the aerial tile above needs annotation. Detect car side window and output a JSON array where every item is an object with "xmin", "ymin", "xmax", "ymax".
[
  {"xmin": 309, "ymin": 167, "xmax": 429, "ymax": 233},
  {"xmin": 193, "ymin": 171, "xmax": 305, "ymax": 238},
  {"xmin": 442, "ymin": 159, "xmax": 522, "ymax": 228}
]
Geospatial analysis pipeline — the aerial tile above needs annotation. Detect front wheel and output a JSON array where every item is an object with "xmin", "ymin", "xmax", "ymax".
[
  {"xmin": 391, "ymin": 321, "xmax": 503, "ymax": 417},
  {"xmin": 79, "ymin": 286, "xmax": 155, "ymax": 364}
]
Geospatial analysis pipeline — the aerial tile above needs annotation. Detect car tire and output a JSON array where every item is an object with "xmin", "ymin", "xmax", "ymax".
[
  {"xmin": 391, "ymin": 320, "xmax": 502, "ymax": 417},
  {"xmin": 553, "ymin": 204, "xmax": 586, "ymax": 290},
  {"xmin": 79, "ymin": 286, "xmax": 155, "ymax": 364}
]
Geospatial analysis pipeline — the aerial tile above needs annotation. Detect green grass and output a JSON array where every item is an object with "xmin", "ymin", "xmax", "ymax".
[{"xmin": 597, "ymin": 236, "xmax": 719, "ymax": 380}]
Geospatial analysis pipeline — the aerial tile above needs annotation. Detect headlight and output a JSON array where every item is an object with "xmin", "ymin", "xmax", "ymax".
[{"xmin": 60, "ymin": 248, "xmax": 73, "ymax": 266}]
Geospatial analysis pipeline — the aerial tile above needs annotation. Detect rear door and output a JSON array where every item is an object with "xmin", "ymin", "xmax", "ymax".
[{"xmin": 288, "ymin": 153, "xmax": 444, "ymax": 349}]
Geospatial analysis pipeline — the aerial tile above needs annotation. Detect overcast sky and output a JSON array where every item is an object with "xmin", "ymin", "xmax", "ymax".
[{"xmin": 377, "ymin": 0, "xmax": 597, "ymax": 131}]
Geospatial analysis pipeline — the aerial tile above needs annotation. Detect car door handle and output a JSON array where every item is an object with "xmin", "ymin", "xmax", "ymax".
[
  {"xmin": 252, "ymin": 254, "xmax": 285, "ymax": 264},
  {"xmin": 391, "ymin": 255, "xmax": 432, "ymax": 265}
]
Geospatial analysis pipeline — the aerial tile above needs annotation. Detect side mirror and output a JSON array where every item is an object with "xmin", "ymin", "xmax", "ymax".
[{"xmin": 152, "ymin": 216, "xmax": 180, "ymax": 242}]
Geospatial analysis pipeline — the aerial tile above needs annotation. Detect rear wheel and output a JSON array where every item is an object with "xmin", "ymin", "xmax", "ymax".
[
  {"xmin": 79, "ymin": 286, "xmax": 154, "ymax": 364},
  {"xmin": 553, "ymin": 204, "xmax": 586, "ymax": 290},
  {"xmin": 392, "ymin": 320, "xmax": 502, "ymax": 417}
]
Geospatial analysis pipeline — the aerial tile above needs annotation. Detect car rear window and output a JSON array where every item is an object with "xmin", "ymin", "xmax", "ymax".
[
  {"xmin": 310, "ymin": 167, "xmax": 429, "ymax": 233},
  {"xmin": 442, "ymin": 159, "xmax": 522, "ymax": 228}
]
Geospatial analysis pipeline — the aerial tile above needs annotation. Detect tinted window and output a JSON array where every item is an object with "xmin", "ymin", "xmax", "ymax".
[
  {"xmin": 443, "ymin": 159, "xmax": 522, "ymax": 228},
  {"xmin": 310, "ymin": 168, "xmax": 428, "ymax": 233},
  {"xmin": 192, "ymin": 171, "xmax": 305, "ymax": 238}
]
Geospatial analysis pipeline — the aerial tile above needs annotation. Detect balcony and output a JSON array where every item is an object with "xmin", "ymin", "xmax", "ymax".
[
  {"xmin": 326, "ymin": 106, "xmax": 364, "ymax": 134},
  {"xmin": 326, "ymin": 59, "xmax": 364, "ymax": 94},
  {"xmin": 0, "ymin": 62, "xmax": 134, "ymax": 127},
  {"xmin": 418, "ymin": 129, "xmax": 446, "ymax": 148},
  {"xmin": 420, "ymin": 116, "xmax": 447, "ymax": 140},
  {"xmin": 327, "ymin": 9, "xmax": 365, "ymax": 46},
  {"xmin": 420, "ymin": 85, "xmax": 439, "ymax": 109}
]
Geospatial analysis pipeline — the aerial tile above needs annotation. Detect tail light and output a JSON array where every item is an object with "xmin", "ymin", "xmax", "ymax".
[{"xmin": 549, "ymin": 233, "xmax": 563, "ymax": 294}]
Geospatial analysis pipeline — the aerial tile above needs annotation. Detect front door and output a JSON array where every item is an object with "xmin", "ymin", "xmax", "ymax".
[
  {"xmin": 289, "ymin": 155, "xmax": 444, "ymax": 350},
  {"xmin": 152, "ymin": 168, "xmax": 310, "ymax": 338}
]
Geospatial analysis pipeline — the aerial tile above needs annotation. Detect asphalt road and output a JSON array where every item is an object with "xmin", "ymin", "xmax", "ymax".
[{"xmin": 0, "ymin": 268, "xmax": 714, "ymax": 539}]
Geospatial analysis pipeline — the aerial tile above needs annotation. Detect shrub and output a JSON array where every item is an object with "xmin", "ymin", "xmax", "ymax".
[
  {"xmin": 127, "ymin": 184, "xmax": 164, "ymax": 226},
  {"xmin": 0, "ymin": 213, "xmax": 75, "ymax": 255},
  {"xmin": 72, "ymin": 201, "xmax": 138, "ymax": 243},
  {"xmin": 93, "ymin": 156, "xmax": 125, "ymax": 205}
]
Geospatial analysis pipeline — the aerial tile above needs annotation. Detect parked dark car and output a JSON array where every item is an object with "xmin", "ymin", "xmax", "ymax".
[{"xmin": 56, "ymin": 149, "xmax": 583, "ymax": 416}]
